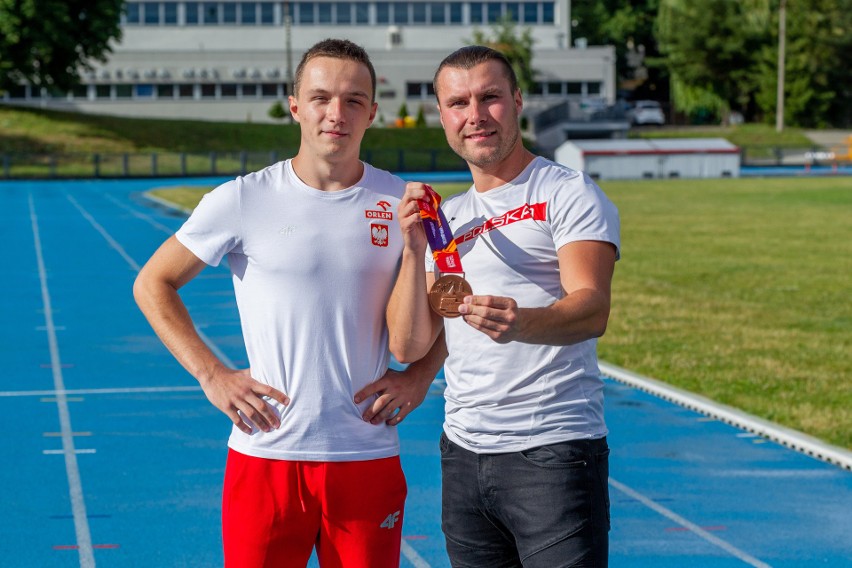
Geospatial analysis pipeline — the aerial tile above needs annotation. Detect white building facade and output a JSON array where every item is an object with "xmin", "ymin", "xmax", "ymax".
[{"xmin": 1, "ymin": 0, "xmax": 615, "ymax": 124}]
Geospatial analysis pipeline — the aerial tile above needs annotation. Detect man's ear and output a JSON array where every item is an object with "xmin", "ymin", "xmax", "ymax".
[{"xmin": 288, "ymin": 96, "xmax": 300, "ymax": 123}]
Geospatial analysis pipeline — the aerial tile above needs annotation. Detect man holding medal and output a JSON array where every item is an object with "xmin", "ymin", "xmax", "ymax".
[
  {"xmin": 359, "ymin": 45, "xmax": 621, "ymax": 567},
  {"xmin": 134, "ymin": 39, "xmax": 428, "ymax": 567}
]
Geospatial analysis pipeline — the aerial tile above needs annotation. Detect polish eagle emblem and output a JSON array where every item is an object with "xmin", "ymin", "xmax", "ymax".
[{"xmin": 371, "ymin": 223, "xmax": 389, "ymax": 247}]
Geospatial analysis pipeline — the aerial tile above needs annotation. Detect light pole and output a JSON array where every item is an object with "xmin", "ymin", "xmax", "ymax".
[{"xmin": 776, "ymin": 0, "xmax": 786, "ymax": 133}]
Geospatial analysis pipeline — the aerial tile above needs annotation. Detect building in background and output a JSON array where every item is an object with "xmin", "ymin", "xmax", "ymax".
[{"xmin": 0, "ymin": 0, "xmax": 614, "ymax": 130}]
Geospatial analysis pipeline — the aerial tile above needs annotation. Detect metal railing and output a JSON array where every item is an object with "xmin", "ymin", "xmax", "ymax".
[{"xmin": 0, "ymin": 148, "xmax": 469, "ymax": 179}]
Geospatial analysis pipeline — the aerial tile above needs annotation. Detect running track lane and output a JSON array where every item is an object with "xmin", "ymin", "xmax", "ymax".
[{"xmin": 1, "ymin": 179, "xmax": 849, "ymax": 567}]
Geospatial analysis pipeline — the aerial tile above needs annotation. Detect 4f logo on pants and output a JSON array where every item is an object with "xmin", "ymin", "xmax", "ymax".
[{"xmin": 380, "ymin": 510, "xmax": 400, "ymax": 529}]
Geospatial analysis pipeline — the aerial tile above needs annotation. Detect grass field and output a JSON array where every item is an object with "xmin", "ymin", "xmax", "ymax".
[{"xmin": 151, "ymin": 175, "xmax": 851, "ymax": 449}]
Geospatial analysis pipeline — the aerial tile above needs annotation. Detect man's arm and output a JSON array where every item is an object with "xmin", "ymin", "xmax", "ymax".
[
  {"xmin": 386, "ymin": 182, "xmax": 444, "ymax": 362},
  {"xmin": 354, "ymin": 329, "xmax": 448, "ymax": 426},
  {"xmin": 133, "ymin": 235, "xmax": 288, "ymax": 433},
  {"xmin": 457, "ymin": 240, "xmax": 617, "ymax": 345}
]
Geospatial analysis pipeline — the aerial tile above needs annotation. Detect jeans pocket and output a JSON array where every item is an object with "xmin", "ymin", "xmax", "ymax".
[
  {"xmin": 519, "ymin": 442, "xmax": 589, "ymax": 469},
  {"xmin": 439, "ymin": 431, "xmax": 451, "ymax": 455}
]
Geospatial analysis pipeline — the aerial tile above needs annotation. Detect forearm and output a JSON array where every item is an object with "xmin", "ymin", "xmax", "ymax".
[
  {"xmin": 387, "ymin": 249, "xmax": 439, "ymax": 362},
  {"xmin": 404, "ymin": 327, "xmax": 448, "ymax": 386},
  {"xmin": 516, "ymin": 288, "xmax": 611, "ymax": 346}
]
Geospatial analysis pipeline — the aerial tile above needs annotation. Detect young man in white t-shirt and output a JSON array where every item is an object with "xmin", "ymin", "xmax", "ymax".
[
  {"xmin": 134, "ymin": 39, "xmax": 435, "ymax": 568},
  {"xmin": 358, "ymin": 46, "xmax": 620, "ymax": 567}
]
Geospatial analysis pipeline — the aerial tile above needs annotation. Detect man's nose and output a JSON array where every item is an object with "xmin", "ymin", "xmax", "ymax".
[
  {"xmin": 326, "ymin": 98, "xmax": 344, "ymax": 122},
  {"xmin": 467, "ymin": 100, "xmax": 487, "ymax": 124}
]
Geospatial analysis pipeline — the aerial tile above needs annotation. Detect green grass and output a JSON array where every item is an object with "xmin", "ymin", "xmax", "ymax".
[
  {"xmin": 151, "ymin": 176, "xmax": 851, "ymax": 449},
  {"xmin": 0, "ymin": 105, "xmax": 451, "ymax": 155},
  {"xmin": 598, "ymin": 177, "xmax": 851, "ymax": 449},
  {"xmin": 632, "ymin": 123, "xmax": 814, "ymax": 148},
  {"xmin": 149, "ymin": 182, "xmax": 472, "ymax": 210}
]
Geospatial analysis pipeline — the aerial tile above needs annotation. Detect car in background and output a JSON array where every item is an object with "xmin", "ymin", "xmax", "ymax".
[{"xmin": 628, "ymin": 100, "xmax": 666, "ymax": 126}]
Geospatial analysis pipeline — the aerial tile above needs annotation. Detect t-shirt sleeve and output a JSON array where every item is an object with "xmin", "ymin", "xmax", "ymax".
[
  {"xmin": 175, "ymin": 180, "xmax": 242, "ymax": 266},
  {"xmin": 550, "ymin": 173, "xmax": 621, "ymax": 260}
]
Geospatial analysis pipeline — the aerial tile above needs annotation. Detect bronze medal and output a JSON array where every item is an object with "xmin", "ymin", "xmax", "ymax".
[{"xmin": 429, "ymin": 274, "xmax": 473, "ymax": 318}]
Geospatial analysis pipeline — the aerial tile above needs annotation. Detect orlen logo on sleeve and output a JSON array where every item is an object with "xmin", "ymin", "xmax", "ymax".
[{"xmin": 366, "ymin": 200, "xmax": 393, "ymax": 220}]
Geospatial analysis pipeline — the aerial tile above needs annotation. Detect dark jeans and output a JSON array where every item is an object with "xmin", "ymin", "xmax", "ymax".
[{"xmin": 440, "ymin": 433, "xmax": 610, "ymax": 568}]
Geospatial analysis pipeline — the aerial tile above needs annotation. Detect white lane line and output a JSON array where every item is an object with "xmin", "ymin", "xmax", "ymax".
[
  {"xmin": 44, "ymin": 449, "xmax": 97, "ymax": 455},
  {"xmin": 608, "ymin": 477, "xmax": 772, "ymax": 568},
  {"xmin": 600, "ymin": 361, "xmax": 852, "ymax": 471},
  {"xmin": 66, "ymin": 193, "xmax": 141, "ymax": 271},
  {"xmin": 103, "ymin": 193, "xmax": 174, "ymax": 234},
  {"xmin": 1, "ymin": 386, "xmax": 203, "ymax": 397},
  {"xmin": 30, "ymin": 193, "xmax": 96, "ymax": 568},
  {"xmin": 401, "ymin": 540, "xmax": 431, "ymax": 568},
  {"xmin": 69, "ymin": 193, "xmax": 233, "ymax": 370}
]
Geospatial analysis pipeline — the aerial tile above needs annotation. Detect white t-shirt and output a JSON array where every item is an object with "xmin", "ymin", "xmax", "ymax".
[
  {"xmin": 427, "ymin": 157, "xmax": 621, "ymax": 453},
  {"xmin": 176, "ymin": 160, "xmax": 406, "ymax": 461}
]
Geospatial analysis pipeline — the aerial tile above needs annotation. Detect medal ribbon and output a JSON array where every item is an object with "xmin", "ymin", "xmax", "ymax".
[{"xmin": 417, "ymin": 185, "xmax": 464, "ymax": 274}]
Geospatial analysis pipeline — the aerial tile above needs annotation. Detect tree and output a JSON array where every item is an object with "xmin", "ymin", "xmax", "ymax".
[
  {"xmin": 755, "ymin": 0, "xmax": 852, "ymax": 128},
  {"xmin": 0, "ymin": 0, "xmax": 124, "ymax": 94},
  {"xmin": 658, "ymin": 0, "xmax": 851, "ymax": 127},
  {"xmin": 470, "ymin": 15, "xmax": 535, "ymax": 94},
  {"xmin": 268, "ymin": 100, "xmax": 287, "ymax": 121},
  {"xmin": 657, "ymin": 0, "xmax": 770, "ymax": 122},
  {"xmin": 571, "ymin": 0, "xmax": 666, "ymax": 99}
]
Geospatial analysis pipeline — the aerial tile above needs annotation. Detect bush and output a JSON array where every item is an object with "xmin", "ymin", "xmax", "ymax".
[{"xmin": 268, "ymin": 101, "xmax": 288, "ymax": 120}]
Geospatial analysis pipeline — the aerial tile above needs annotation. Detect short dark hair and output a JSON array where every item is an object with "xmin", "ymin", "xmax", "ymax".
[
  {"xmin": 432, "ymin": 45, "xmax": 519, "ymax": 100},
  {"xmin": 293, "ymin": 38, "xmax": 377, "ymax": 102}
]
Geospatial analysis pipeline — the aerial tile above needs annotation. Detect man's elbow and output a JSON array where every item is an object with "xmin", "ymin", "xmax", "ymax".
[
  {"xmin": 589, "ymin": 306, "xmax": 611, "ymax": 339},
  {"xmin": 389, "ymin": 338, "xmax": 429, "ymax": 365}
]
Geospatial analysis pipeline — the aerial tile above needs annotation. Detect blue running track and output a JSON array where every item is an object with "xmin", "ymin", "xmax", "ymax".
[{"xmin": 1, "ymin": 178, "xmax": 850, "ymax": 567}]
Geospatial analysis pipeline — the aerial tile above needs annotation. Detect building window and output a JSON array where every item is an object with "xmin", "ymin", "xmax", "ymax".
[
  {"xmin": 469, "ymin": 2, "xmax": 483, "ymax": 24},
  {"xmin": 223, "ymin": 2, "xmax": 238, "ymax": 23},
  {"xmin": 260, "ymin": 2, "xmax": 275, "ymax": 23},
  {"xmin": 261, "ymin": 83, "xmax": 278, "ymax": 97},
  {"xmin": 406, "ymin": 81, "xmax": 434, "ymax": 98},
  {"xmin": 116, "ymin": 85, "xmax": 133, "ymax": 98},
  {"xmin": 355, "ymin": 2, "xmax": 369, "ymax": 23},
  {"xmin": 125, "ymin": 3, "xmax": 141, "ymax": 24},
  {"xmin": 587, "ymin": 82, "xmax": 601, "ymax": 95},
  {"xmin": 337, "ymin": 2, "xmax": 352, "ymax": 23},
  {"xmin": 143, "ymin": 2, "xmax": 160, "ymax": 24},
  {"xmin": 412, "ymin": 2, "xmax": 426, "ymax": 23},
  {"xmin": 523, "ymin": 2, "xmax": 537, "ymax": 23},
  {"xmin": 201, "ymin": 84, "xmax": 217, "ymax": 97},
  {"xmin": 393, "ymin": 2, "xmax": 407, "ymax": 24},
  {"xmin": 241, "ymin": 2, "xmax": 257, "ymax": 23},
  {"xmin": 203, "ymin": 2, "xmax": 219, "ymax": 23},
  {"xmin": 179, "ymin": 84, "xmax": 195, "ymax": 98},
  {"xmin": 96, "ymin": 85, "xmax": 112, "ymax": 98},
  {"xmin": 135, "ymin": 84, "xmax": 155, "ymax": 97},
  {"xmin": 221, "ymin": 83, "xmax": 238, "ymax": 97},
  {"xmin": 186, "ymin": 2, "xmax": 199, "ymax": 23},
  {"xmin": 376, "ymin": 2, "xmax": 389, "ymax": 23},
  {"xmin": 298, "ymin": 2, "xmax": 314, "ymax": 23},
  {"xmin": 242, "ymin": 84, "xmax": 258, "ymax": 97},
  {"xmin": 157, "ymin": 84, "xmax": 175, "ymax": 98},
  {"xmin": 505, "ymin": 2, "xmax": 519, "ymax": 22},
  {"xmin": 566, "ymin": 82, "xmax": 582, "ymax": 95},
  {"xmin": 8, "ymin": 85, "xmax": 27, "ymax": 98},
  {"xmin": 164, "ymin": 2, "xmax": 178, "ymax": 24},
  {"xmin": 450, "ymin": 2, "xmax": 462, "ymax": 23},
  {"xmin": 486, "ymin": 2, "xmax": 501, "ymax": 23},
  {"xmin": 542, "ymin": 1, "xmax": 554, "ymax": 23},
  {"xmin": 318, "ymin": 2, "xmax": 332, "ymax": 23},
  {"xmin": 429, "ymin": 2, "xmax": 446, "ymax": 24}
]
